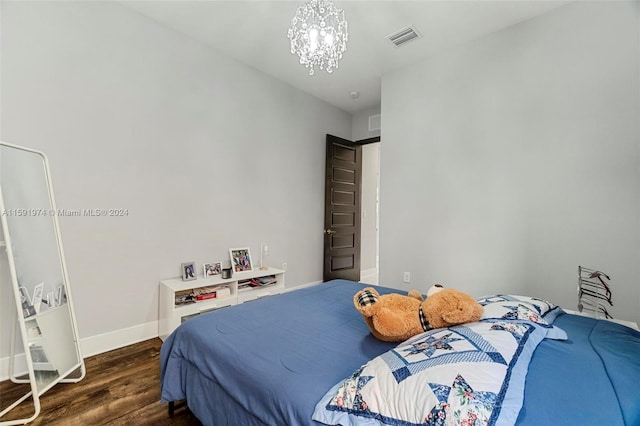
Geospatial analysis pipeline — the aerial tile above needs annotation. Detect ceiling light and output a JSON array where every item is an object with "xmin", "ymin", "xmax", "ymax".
[{"xmin": 287, "ymin": 0, "xmax": 348, "ymax": 75}]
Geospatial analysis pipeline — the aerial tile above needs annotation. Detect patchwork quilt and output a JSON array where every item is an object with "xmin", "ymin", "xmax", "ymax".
[
  {"xmin": 313, "ymin": 297, "xmax": 566, "ymax": 426},
  {"xmin": 477, "ymin": 294, "xmax": 564, "ymax": 325}
]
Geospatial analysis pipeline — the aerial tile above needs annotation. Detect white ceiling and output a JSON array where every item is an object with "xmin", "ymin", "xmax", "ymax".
[{"xmin": 121, "ymin": 0, "xmax": 568, "ymax": 115}]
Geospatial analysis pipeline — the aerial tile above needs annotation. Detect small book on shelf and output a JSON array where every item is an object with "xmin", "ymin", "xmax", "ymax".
[
  {"xmin": 196, "ymin": 292, "xmax": 217, "ymax": 301},
  {"xmin": 258, "ymin": 275, "xmax": 277, "ymax": 285},
  {"xmin": 193, "ymin": 286, "xmax": 218, "ymax": 297},
  {"xmin": 193, "ymin": 285, "xmax": 222, "ymax": 300},
  {"xmin": 249, "ymin": 275, "xmax": 277, "ymax": 287},
  {"xmin": 175, "ymin": 289, "xmax": 195, "ymax": 305}
]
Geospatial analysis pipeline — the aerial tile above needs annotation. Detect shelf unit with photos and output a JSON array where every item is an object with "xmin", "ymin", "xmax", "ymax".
[{"xmin": 158, "ymin": 267, "xmax": 285, "ymax": 340}]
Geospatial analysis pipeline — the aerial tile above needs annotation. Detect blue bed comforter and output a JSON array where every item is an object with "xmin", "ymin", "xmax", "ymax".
[
  {"xmin": 160, "ymin": 281, "xmax": 398, "ymax": 425},
  {"xmin": 160, "ymin": 280, "xmax": 640, "ymax": 426},
  {"xmin": 517, "ymin": 315, "xmax": 640, "ymax": 425}
]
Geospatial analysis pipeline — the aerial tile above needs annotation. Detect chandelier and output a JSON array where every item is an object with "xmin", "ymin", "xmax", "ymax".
[{"xmin": 287, "ymin": 0, "xmax": 348, "ymax": 75}]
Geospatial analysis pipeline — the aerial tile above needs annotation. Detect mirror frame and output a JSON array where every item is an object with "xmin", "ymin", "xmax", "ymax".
[{"xmin": 0, "ymin": 141, "xmax": 85, "ymax": 425}]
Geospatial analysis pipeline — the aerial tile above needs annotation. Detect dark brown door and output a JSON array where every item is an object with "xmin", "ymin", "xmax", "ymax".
[{"xmin": 323, "ymin": 134, "xmax": 362, "ymax": 281}]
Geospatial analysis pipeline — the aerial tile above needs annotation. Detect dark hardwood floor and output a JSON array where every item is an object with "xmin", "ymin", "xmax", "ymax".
[{"xmin": 0, "ymin": 338, "xmax": 201, "ymax": 425}]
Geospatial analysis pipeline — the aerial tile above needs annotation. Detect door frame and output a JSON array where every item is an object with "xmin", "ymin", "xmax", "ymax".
[{"xmin": 323, "ymin": 135, "xmax": 380, "ymax": 282}]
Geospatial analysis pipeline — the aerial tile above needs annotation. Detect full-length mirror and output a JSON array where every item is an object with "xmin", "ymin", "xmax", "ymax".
[{"xmin": 0, "ymin": 142, "xmax": 84, "ymax": 425}]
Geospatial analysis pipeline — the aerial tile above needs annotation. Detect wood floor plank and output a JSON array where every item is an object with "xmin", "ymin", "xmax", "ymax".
[{"xmin": 0, "ymin": 338, "xmax": 201, "ymax": 425}]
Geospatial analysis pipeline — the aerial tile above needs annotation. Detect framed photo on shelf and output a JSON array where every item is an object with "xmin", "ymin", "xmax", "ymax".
[
  {"xmin": 229, "ymin": 248, "xmax": 253, "ymax": 272},
  {"xmin": 19, "ymin": 286, "xmax": 36, "ymax": 318},
  {"xmin": 46, "ymin": 291, "xmax": 55, "ymax": 308},
  {"xmin": 18, "ymin": 286, "xmax": 30, "ymax": 304},
  {"xmin": 32, "ymin": 283, "xmax": 44, "ymax": 313},
  {"xmin": 204, "ymin": 262, "xmax": 222, "ymax": 277},
  {"xmin": 55, "ymin": 284, "xmax": 65, "ymax": 306},
  {"xmin": 181, "ymin": 262, "xmax": 197, "ymax": 281}
]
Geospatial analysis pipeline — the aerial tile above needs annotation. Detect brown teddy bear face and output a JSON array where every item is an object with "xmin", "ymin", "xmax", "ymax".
[
  {"xmin": 354, "ymin": 287, "xmax": 424, "ymax": 342},
  {"xmin": 422, "ymin": 289, "xmax": 484, "ymax": 329}
]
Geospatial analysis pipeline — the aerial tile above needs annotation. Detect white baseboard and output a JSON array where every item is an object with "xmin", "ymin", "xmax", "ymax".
[
  {"xmin": 80, "ymin": 320, "xmax": 159, "ymax": 358},
  {"xmin": 0, "ymin": 352, "xmax": 27, "ymax": 383},
  {"xmin": 1, "ymin": 320, "xmax": 158, "ymax": 381}
]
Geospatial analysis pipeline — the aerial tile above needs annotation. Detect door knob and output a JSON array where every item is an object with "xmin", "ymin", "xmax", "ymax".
[{"xmin": 324, "ymin": 229, "xmax": 336, "ymax": 235}]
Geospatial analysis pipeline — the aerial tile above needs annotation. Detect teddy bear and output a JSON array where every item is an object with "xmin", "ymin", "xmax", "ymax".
[{"xmin": 353, "ymin": 284, "xmax": 484, "ymax": 342}]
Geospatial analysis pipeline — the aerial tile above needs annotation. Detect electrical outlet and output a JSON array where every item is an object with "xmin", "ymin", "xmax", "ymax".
[
  {"xmin": 403, "ymin": 272, "xmax": 411, "ymax": 283},
  {"xmin": 282, "ymin": 262, "xmax": 287, "ymax": 271},
  {"xmin": 262, "ymin": 242, "xmax": 269, "ymax": 255}
]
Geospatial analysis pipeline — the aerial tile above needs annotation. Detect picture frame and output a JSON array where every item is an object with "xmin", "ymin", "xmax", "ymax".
[
  {"xmin": 55, "ymin": 284, "xmax": 65, "ymax": 306},
  {"xmin": 19, "ymin": 286, "xmax": 36, "ymax": 318},
  {"xmin": 46, "ymin": 291, "xmax": 55, "ymax": 308},
  {"xmin": 18, "ymin": 286, "xmax": 30, "ymax": 304},
  {"xmin": 229, "ymin": 248, "xmax": 253, "ymax": 272},
  {"xmin": 204, "ymin": 262, "xmax": 222, "ymax": 277},
  {"xmin": 32, "ymin": 282, "xmax": 44, "ymax": 313},
  {"xmin": 181, "ymin": 262, "xmax": 197, "ymax": 281}
]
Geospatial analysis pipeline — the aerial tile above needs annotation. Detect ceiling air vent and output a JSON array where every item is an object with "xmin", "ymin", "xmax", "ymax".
[{"xmin": 387, "ymin": 26, "xmax": 420, "ymax": 47}]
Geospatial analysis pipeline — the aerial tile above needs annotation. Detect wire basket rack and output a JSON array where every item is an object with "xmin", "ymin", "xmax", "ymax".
[{"xmin": 577, "ymin": 265, "xmax": 613, "ymax": 319}]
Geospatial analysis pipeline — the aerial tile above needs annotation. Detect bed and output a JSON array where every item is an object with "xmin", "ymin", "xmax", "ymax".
[{"xmin": 160, "ymin": 280, "xmax": 640, "ymax": 426}]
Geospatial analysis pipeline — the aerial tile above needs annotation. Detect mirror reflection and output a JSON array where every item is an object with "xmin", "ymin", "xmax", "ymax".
[{"xmin": 0, "ymin": 143, "xmax": 82, "ymax": 395}]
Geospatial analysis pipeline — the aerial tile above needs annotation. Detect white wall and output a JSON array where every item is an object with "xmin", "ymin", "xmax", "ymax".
[
  {"xmin": 0, "ymin": 1, "xmax": 351, "ymax": 360},
  {"xmin": 352, "ymin": 105, "xmax": 381, "ymax": 142},
  {"xmin": 360, "ymin": 143, "xmax": 380, "ymax": 276},
  {"xmin": 352, "ymin": 106, "xmax": 381, "ymax": 277},
  {"xmin": 380, "ymin": 1, "xmax": 640, "ymax": 324}
]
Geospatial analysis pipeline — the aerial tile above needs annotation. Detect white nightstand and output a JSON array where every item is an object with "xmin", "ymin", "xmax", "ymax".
[{"xmin": 159, "ymin": 267, "xmax": 285, "ymax": 340}]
